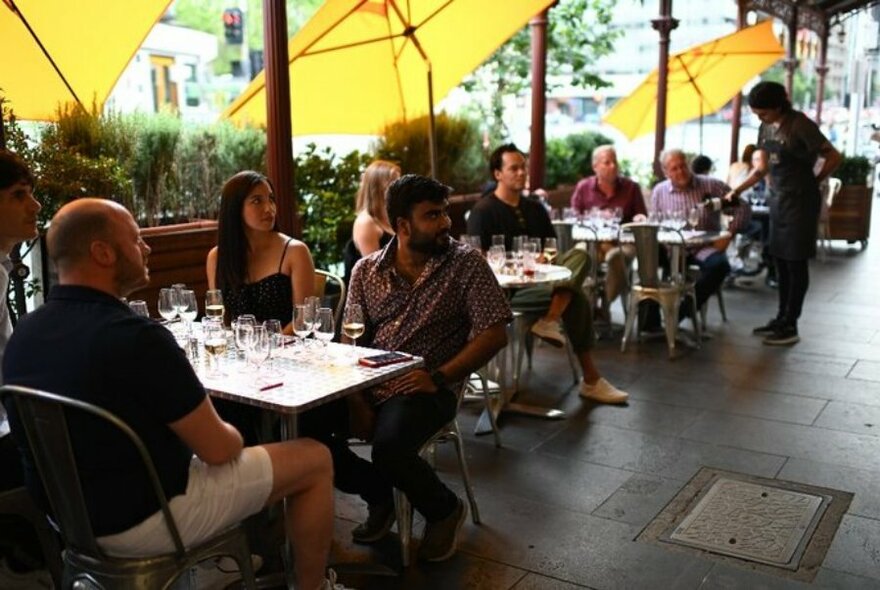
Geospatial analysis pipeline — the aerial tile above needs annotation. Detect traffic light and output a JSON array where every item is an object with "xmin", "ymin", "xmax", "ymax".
[{"xmin": 223, "ymin": 8, "xmax": 243, "ymax": 44}]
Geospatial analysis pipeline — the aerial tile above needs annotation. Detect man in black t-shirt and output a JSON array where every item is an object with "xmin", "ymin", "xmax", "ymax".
[
  {"xmin": 3, "ymin": 199, "xmax": 339, "ymax": 590},
  {"xmin": 467, "ymin": 144, "xmax": 628, "ymax": 404}
]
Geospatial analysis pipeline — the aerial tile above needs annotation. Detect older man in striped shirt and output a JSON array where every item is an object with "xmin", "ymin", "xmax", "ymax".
[{"xmin": 651, "ymin": 149, "xmax": 751, "ymax": 316}]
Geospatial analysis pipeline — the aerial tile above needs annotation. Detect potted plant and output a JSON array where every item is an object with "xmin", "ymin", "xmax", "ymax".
[{"xmin": 829, "ymin": 155, "xmax": 873, "ymax": 247}]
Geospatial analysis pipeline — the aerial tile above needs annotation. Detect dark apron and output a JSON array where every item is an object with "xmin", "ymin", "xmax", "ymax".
[{"xmin": 764, "ymin": 134, "xmax": 821, "ymax": 261}]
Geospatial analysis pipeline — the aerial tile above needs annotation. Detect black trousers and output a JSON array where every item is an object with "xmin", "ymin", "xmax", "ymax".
[
  {"xmin": 300, "ymin": 389, "xmax": 458, "ymax": 522},
  {"xmin": 775, "ymin": 258, "xmax": 809, "ymax": 325}
]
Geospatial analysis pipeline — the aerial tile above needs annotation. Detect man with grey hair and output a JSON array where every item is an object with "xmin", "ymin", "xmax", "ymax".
[
  {"xmin": 4, "ymin": 198, "xmax": 344, "ymax": 590},
  {"xmin": 569, "ymin": 145, "xmax": 647, "ymax": 318}
]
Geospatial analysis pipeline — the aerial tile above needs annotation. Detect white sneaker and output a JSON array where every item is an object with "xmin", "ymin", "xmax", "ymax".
[
  {"xmin": 579, "ymin": 378, "xmax": 629, "ymax": 404},
  {"xmin": 531, "ymin": 319, "xmax": 566, "ymax": 348}
]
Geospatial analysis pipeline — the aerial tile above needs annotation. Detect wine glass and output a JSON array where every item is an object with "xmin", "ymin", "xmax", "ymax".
[
  {"xmin": 247, "ymin": 325, "xmax": 270, "ymax": 375},
  {"xmin": 342, "ymin": 304, "xmax": 365, "ymax": 358},
  {"xmin": 264, "ymin": 319, "xmax": 284, "ymax": 374},
  {"xmin": 293, "ymin": 304, "xmax": 313, "ymax": 354},
  {"xmin": 171, "ymin": 283, "xmax": 187, "ymax": 315},
  {"xmin": 304, "ymin": 296, "xmax": 321, "ymax": 347},
  {"xmin": 542, "ymin": 237, "xmax": 558, "ymax": 264},
  {"xmin": 314, "ymin": 307, "xmax": 335, "ymax": 349},
  {"xmin": 178, "ymin": 290, "xmax": 198, "ymax": 335},
  {"xmin": 521, "ymin": 241, "xmax": 538, "ymax": 278},
  {"xmin": 158, "ymin": 288, "xmax": 178, "ymax": 323},
  {"xmin": 487, "ymin": 245, "xmax": 505, "ymax": 273},
  {"xmin": 688, "ymin": 206, "xmax": 701, "ymax": 231},
  {"xmin": 205, "ymin": 290, "xmax": 224, "ymax": 322},
  {"xmin": 129, "ymin": 300, "xmax": 149, "ymax": 318},
  {"xmin": 202, "ymin": 317, "xmax": 227, "ymax": 377}
]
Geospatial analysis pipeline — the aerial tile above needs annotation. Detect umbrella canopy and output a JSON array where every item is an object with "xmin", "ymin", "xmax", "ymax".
[
  {"xmin": 1, "ymin": 0, "xmax": 172, "ymax": 121},
  {"xmin": 222, "ymin": 0, "xmax": 555, "ymax": 135},
  {"xmin": 603, "ymin": 20, "xmax": 784, "ymax": 140}
]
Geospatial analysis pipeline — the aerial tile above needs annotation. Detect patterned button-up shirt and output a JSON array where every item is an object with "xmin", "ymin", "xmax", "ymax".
[
  {"xmin": 348, "ymin": 237, "xmax": 512, "ymax": 403},
  {"xmin": 651, "ymin": 174, "xmax": 751, "ymax": 261},
  {"xmin": 570, "ymin": 176, "xmax": 647, "ymax": 223}
]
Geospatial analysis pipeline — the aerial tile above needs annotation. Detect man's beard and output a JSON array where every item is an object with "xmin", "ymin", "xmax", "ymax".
[{"xmin": 409, "ymin": 231, "xmax": 449, "ymax": 255}]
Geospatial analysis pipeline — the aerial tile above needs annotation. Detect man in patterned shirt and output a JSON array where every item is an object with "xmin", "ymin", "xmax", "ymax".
[
  {"xmin": 651, "ymin": 149, "xmax": 751, "ymax": 316},
  {"xmin": 328, "ymin": 174, "xmax": 510, "ymax": 562}
]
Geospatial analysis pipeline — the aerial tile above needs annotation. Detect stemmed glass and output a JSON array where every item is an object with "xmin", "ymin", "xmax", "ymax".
[
  {"xmin": 178, "ymin": 290, "xmax": 198, "ymax": 335},
  {"xmin": 205, "ymin": 290, "xmax": 224, "ymax": 322},
  {"xmin": 264, "ymin": 319, "xmax": 284, "ymax": 374},
  {"xmin": 487, "ymin": 245, "xmax": 505, "ymax": 273},
  {"xmin": 158, "ymin": 288, "xmax": 178, "ymax": 322},
  {"xmin": 542, "ymin": 237, "xmax": 558, "ymax": 264},
  {"xmin": 342, "ymin": 304, "xmax": 364, "ymax": 359},
  {"xmin": 247, "ymin": 325, "xmax": 270, "ymax": 376},
  {"xmin": 314, "ymin": 308, "xmax": 335, "ymax": 349},
  {"xmin": 202, "ymin": 317, "xmax": 227, "ymax": 377},
  {"xmin": 687, "ymin": 206, "xmax": 701, "ymax": 231},
  {"xmin": 293, "ymin": 304, "xmax": 314, "ymax": 355}
]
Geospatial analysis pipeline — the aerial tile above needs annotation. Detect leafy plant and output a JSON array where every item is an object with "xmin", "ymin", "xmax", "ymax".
[
  {"xmin": 295, "ymin": 144, "xmax": 371, "ymax": 269},
  {"xmin": 544, "ymin": 130, "xmax": 614, "ymax": 188},
  {"xmin": 835, "ymin": 155, "xmax": 872, "ymax": 186},
  {"xmin": 373, "ymin": 113, "xmax": 484, "ymax": 192}
]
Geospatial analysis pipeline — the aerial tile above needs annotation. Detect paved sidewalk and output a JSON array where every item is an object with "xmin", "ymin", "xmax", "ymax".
[{"xmin": 332, "ymin": 218, "xmax": 880, "ymax": 589}]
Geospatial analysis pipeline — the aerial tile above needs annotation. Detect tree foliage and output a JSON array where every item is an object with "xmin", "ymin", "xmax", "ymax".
[{"xmin": 461, "ymin": 0, "xmax": 619, "ymax": 142}]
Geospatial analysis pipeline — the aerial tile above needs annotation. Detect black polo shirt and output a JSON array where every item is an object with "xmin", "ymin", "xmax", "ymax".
[{"xmin": 3, "ymin": 285, "xmax": 205, "ymax": 536}]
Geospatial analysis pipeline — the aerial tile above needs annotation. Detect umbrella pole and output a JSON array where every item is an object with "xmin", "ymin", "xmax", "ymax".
[{"xmin": 427, "ymin": 69, "xmax": 437, "ymax": 179}]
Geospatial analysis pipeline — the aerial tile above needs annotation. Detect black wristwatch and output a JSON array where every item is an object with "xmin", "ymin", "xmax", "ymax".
[{"xmin": 430, "ymin": 370, "xmax": 447, "ymax": 390}]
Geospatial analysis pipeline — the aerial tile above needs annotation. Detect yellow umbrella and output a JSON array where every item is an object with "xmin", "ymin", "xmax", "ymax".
[
  {"xmin": 1, "ymin": 0, "xmax": 172, "ymax": 121},
  {"xmin": 223, "ymin": 0, "xmax": 555, "ymax": 143},
  {"xmin": 603, "ymin": 20, "xmax": 784, "ymax": 140}
]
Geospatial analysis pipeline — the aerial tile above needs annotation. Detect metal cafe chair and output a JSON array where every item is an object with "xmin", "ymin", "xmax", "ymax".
[
  {"xmin": 0, "ymin": 485, "xmax": 63, "ymax": 587},
  {"xmin": 394, "ymin": 381, "xmax": 480, "ymax": 567},
  {"xmin": 1, "ymin": 385, "xmax": 256, "ymax": 590},
  {"xmin": 620, "ymin": 223, "xmax": 700, "ymax": 359}
]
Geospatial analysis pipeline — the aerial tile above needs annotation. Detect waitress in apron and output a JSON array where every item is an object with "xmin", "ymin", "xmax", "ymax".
[{"xmin": 727, "ymin": 81, "xmax": 841, "ymax": 346}]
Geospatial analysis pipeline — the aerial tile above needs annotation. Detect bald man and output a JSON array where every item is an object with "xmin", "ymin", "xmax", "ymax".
[{"xmin": 3, "ymin": 199, "xmax": 340, "ymax": 590}]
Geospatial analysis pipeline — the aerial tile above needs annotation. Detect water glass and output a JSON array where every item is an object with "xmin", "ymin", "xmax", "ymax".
[
  {"xmin": 129, "ymin": 300, "xmax": 149, "ymax": 318},
  {"xmin": 233, "ymin": 317, "xmax": 255, "ymax": 367},
  {"xmin": 491, "ymin": 234, "xmax": 505, "ymax": 248},
  {"xmin": 487, "ymin": 245, "xmax": 506, "ymax": 273},
  {"xmin": 264, "ymin": 319, "xmax": 284, "ymax": 373}
]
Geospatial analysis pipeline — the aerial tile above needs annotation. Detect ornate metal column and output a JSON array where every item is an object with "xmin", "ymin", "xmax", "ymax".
[
  {"xmin": 730, "ymin": 0, "xmax": 747, "ymax": 164},
  {"xmin": 529, "ymin": 9, "xmax": 550, "ymax": 190},
  {"xmin": 263, "ymin": 0, "xmax": 299, "ymax": 238},
  {"xmin": 652, "ymin": 0, "xmax": 679, "ymax": 178}
]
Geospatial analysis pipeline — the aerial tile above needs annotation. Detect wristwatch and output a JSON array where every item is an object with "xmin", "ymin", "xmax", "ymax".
[{"xmin": 430, "ymin": 370, "xmax": 447, "ymax": 390}]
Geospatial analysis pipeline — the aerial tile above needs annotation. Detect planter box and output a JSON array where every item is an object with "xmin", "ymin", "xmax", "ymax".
[
  {"xmin": 128, "ymin": 220, "xmax": 218, "ymax": 314},
  {"xmin": 829, "ymin": 185, "xmax": 872, "ymax": 245}
]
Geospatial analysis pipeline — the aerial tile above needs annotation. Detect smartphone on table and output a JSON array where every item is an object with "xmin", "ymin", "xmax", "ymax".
[{"xmin": 358, "ymin": 351, "xmax": 413, "ymax": 367}]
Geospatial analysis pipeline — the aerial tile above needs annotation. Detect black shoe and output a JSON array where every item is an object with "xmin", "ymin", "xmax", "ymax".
[
  {"xmin": 752, "ymin": 317, "xmax": 783, "ymax": 336},
  {"xmin": 418, "ymin": 497, "xmax": 466, "ymax": 562},
  {"xmin": 763, "ymin": 324, "xmax": 800, "ymax": 346},
  {"xmin": 351, "ymin": 501, "xmax": 395, "ymax": 544}
]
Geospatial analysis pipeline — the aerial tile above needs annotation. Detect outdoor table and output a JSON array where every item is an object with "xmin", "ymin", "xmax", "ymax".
[
  {"xmin": 474, "ymin": 264, "xmax": 572, "ymax": 435},
  {"xmin": 192, "ymin": 340, "xmax": 422, "ymax": 583}
]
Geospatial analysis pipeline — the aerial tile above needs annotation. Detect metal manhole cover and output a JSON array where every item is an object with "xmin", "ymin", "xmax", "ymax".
[{"xmin": 667, "ymin": 478, "xmax": 829, "ymax": 568}]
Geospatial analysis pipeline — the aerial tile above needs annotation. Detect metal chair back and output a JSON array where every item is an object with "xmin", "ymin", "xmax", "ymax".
[
  {"xmin": 622, "ymin": 223, "xmax": 661, "ymax": 288},
  {"xmin": 314, "ymin": 269, "xmax": 346, "ymax": 328}
]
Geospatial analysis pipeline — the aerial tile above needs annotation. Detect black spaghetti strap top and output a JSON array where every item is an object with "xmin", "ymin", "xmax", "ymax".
[
  {"xmin": 343, "ymin": 232, "xmax": 392, "ymax": 288},
  {"xmin": 224, "ymin": 238, "xmax": 294, "ymax": 325}
]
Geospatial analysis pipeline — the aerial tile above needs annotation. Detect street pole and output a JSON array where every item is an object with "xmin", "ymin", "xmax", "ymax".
[
  {"xmin": 652, "ymin": 0, "xmax": 679, "ymax": 179},
  {"xmin": 529, "ymin": 9, "xmax": 550, "ymax": 191}
]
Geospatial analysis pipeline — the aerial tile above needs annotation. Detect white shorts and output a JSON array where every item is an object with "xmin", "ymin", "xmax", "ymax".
[{"xmin": 97, "ymin": 446, "xmax": 273, "ymax": 557}]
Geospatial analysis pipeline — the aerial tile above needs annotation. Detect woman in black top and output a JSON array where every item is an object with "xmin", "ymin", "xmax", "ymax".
[
  {"xmin": 728, "ymin": 82, "xmax": 841, "ymax": 345},
  {"xmin": 207, "ymin": 171, "xmax": 315, "ymax": 332},
  {"xmin": 343, "ymin": 160, "xmax": 399, "ymax": 288}
]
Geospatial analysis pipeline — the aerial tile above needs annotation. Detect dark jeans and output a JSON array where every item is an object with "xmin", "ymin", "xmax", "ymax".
[
  {"xmin": 300, "ymin": 389, "xmax": 459, "ymax": 522},
  {"xmin": 775, "ymin": 258, "xmax": 809, "ymax": 326}
]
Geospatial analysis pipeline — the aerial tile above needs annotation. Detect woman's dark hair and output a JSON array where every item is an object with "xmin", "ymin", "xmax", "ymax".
[
  {"xmin": 386, "ymin": 174, "xmax": 452, "ymax": 232},
  {"xmin": 0, "ymin": 150, "xmax": 35, "ymax": 190},
  {"xmin": 748, "ymin": 81, "xmax": 792, "ymax": 112},
  {"xmin": 741, "ymin": 143, "xmax": 757, "ymax": 164},
  {"xmin": 215, "ymin": 170, "xmax": 275, "ymax": 293}
]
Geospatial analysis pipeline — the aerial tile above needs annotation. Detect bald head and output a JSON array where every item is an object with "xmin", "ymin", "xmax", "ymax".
[
  {"xmin": 48, "ymin": 198, "xmax": 150, "ymax": 297},
  {"xmin": 48, "ymin": 198, "xmax": 123, "ymax": 271}
]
